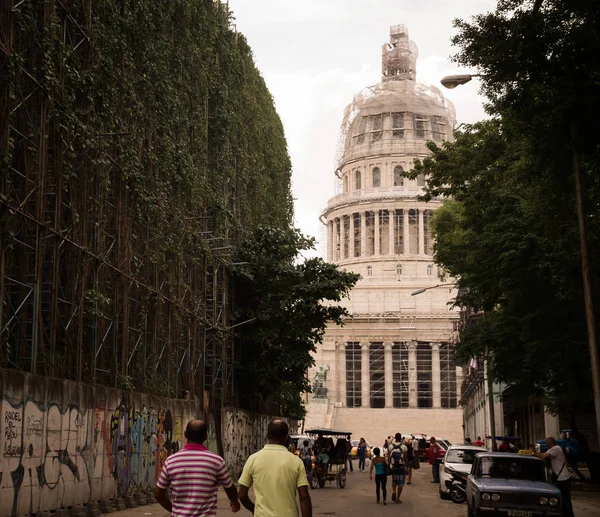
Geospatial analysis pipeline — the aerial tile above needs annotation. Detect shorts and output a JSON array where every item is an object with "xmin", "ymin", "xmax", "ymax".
[{"xmin": 391, "ymin": 467, "xmax": 406, "ymax": 486}]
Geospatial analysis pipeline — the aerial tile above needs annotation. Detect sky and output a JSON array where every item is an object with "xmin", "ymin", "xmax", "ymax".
[{"xmin": 227, "ymin": 0, "xmax": 497, "ymax": 257}]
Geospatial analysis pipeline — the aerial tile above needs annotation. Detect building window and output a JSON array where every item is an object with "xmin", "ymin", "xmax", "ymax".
[
  {"xmin": 392, "ymin": 343, "xmax": 409, "ymax": 408},
  {"xmin": 379, "ymin": 209, "xmax": 390, "ymax": 254},
  {"xmin": 440, "ymin": 344, "xmax": 457, "ymax": 408},
  {"xmin": 355, "ymin": 116, "xmax": 368, "ymax": 144},
  {"xmin": 367, "ymin": 265, "xmax": 373, "ymax": 276},
  {"xmin": 414, "ymin": 114, "xmax": 429, "ymax": 139},
  {"xmin": 353, "ymin": 213, "xmax": 361, "ymax": 257},
  {"xmin": 394, "ymin": 209, "xmax": 404, "ymax": 254},
  {"xmin": 396, "ymin": 264, "xmax": 402, "ymax": 276},
  {"xmin": 369, "ymin": 343, "xmax": 385, "ymax": 408},
  {"xmin": 365, "ymin": 211, "xmax": 375, "ymax": 256},
  {"xmin": 416, "ymin": 344, "xmax": 432, "ymax": 408},
  {"xmin": 372, "ymin": 167, "xmax": 381, "ymax": 187},
  {"xmin": 408, "ymin": 209, "xmax": 419, "ymax": 254},
  {"xmin": 392, "ymin": 112, "xmax": 405, "ymax": 139},
  {"xmin": 370, "ymin": 114, "xmax": 383, "ymax": 142},
  {"xmin": 335, "ymin": 219, "xmax": 341, "ymax": 261},
  {"xmin": 394, "ymin": 165, "xmax": 404, "ymax": 187},
  {"xmin": 416, "ymin": 174, "xmax": 426, "ymax": 187},
  {"xmin": 424, "ymin": 210, "xmax": 433, "ymax": 255},
  {"xmin": 355, "ymin": 170, "xmax": 362, "ymax": 190},
  {"xmin": 343, "ymin": 175, "xmax": 348, "ymax": 193},
  {"xmin": 427, "ymin": 264, "xmax": 433, "ymax": 276},
  {"xmin": 431, "ymin": 115, "xmax": 447, "ymax": 141},
  {"xmin": 346, "ymin": 343, "xmax": 362, "ymax": 408},
  {"xmin": 342, "ymin": 215, "xmax": 350, "ymax": 259}
]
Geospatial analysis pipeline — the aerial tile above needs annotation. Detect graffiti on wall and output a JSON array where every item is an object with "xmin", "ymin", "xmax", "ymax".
[{"xmin": 0, "ymin": 396, "xmax": 184, "ymax": 517}]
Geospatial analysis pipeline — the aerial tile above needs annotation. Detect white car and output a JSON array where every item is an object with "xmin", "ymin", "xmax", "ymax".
[{"xmin": 439, "ymin": 444, "xmax": 486, "ymax": 499}]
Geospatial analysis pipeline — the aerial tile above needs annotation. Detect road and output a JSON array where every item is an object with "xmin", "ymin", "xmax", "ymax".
[{"xmin": 114, "ymin": 463, "xmax": 600, "ymax": 517}]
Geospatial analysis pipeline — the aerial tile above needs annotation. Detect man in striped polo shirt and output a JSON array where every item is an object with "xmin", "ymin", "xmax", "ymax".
[
  {"xmin": 154, "ymin": 419, "xmax": 240, "ymax": 516},
  {"xmin": 239, "ymin": 420, "xmax": 312, "ymax": 517}
]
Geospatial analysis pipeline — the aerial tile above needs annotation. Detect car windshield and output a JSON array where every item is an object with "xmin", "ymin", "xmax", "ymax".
[
  {"xmin": 479, "ymin": 457, "xmax": 547, "ymax": 482},
  {"xmin": 446, "ymin": 448, "xmax": 479, "ymax": 464},
  {"xmin": 351, "ymin": 440, "xmax": 360, "ymax": 447}
]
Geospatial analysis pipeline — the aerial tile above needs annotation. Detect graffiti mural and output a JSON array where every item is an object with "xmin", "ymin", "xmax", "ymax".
[{"xmin": 0, "ymin": 375, "xmax": 194, "ymax": 517}]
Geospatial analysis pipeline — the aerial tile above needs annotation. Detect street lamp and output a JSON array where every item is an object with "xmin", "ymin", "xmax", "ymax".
[
  {"xmin": 440, "ymin": 74, "xmax": 482, "ymax": 89},
  {"xmin": 441, "ymin": 73, "xmax": 600, "ymax": 445}
]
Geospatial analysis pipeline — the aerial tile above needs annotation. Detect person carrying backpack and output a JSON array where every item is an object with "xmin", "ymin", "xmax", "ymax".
[{"xmin": 388, "ymin": 433, "xmax": 407, "ymax": 503}]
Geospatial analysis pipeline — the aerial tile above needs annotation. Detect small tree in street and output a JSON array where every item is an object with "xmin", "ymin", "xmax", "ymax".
[{"xmin": 231, "ymin": 227, "xmax": 359, "ymax": 419}]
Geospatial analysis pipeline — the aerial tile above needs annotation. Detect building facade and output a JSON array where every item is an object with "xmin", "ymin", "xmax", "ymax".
[{"xmin": 305, "ymin": 25, "xmax": 463, "ymax": 444}]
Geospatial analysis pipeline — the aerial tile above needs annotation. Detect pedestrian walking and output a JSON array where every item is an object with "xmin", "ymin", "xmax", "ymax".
[
  {"xmin": 238, "ymin": 420, "xmax": 312, "ymax": 517},
  {"xmin": 411, "ymin": 435, "xmax": 420, "ymax": 470},
  {"xmin": 426, "ymin": 436, "xmax": 443, "ymax": 483},
  {"xmin": 358, "ymin": 437, "xmax": 368, "ymax": 472},
  {"xmin": 345, "ymin": 435, "xmax": 354, "ymax": 472},
  {"xmin": 369, "ymin": 447, "xmax": 388, "ymax": 505},
  {"xmin": 299, "ymin": 439, "xmax": 313, "ymax": 474},
  {"xmin": 404, "ymin": 437, "xmax": 414, "ymax": 484},
  {"xmin": 388, "ymin": 433, "xmax": 407, "ymax": 503},
  {"xmin": 154, "ymin": 419, "xmax": 240, "ymax": 516},
  {"xmin": 534, "ymin": 436, "xmax": 574, "ymax": 517}
]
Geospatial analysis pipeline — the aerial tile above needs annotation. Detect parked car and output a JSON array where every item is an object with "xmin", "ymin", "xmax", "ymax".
[
  {"xmin": 349, "ymin": 439, "xmax": 372, "ymax": 459},
  {"xmin": 440, "ymin": 444, "xmax": 487, "ymax": 500},
  {"xmin": 466, "ymin": 452, "xmax": 562, "ymax": 517},
  {"xmin": 290, "ymin": 434, "xmax": 314, "ymax": 451},
  {"xmin": 418, "ymin": 436, "xmax": 451, "ymax": 462}
]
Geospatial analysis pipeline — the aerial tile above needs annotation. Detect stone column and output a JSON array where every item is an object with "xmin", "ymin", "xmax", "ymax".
[
  {"xmin": 361, "ymin": 342, "xmax": 370, "ymax": 408},
  {"xmin": 340, "ymin": 217, "xmax": 345, "ymax": 260},
  {"xmin": 432, "ymin": 343, "xmax": 441, "ymax": 408},
  {"xmin": 384, "ymin": 342, "xmax": 394, "ymax": 408},
  {"xmin": 374, "ymin": 210, "xmax": 380, "ymax": 256},
  {"xmin": 349, "ymin": 214, "xmax": 355, "ymax": 258},
  {"xmin": 337, "ymin": 342, "xmax": 346, "ymax": 406},
  {"xmin": 418, "ymin": 209, "xmax": 425, "ymax": 255},
  {"xmin": 388, "ymin": 209, "xmax": 395, "ymax": 255},
  {"xmin": 361, "ymin": 211, "xmax": 367, "ymax": 257},
  {"xmin": 403, "ymin": 209, "xmax": 410, "ymax": 255},
  {"xmin": 327, "ymin": 221, "xmax": 333, "ymax": 262},
  {"xmin": 408, "ymin": 342, "xmax": 418, "ymax": 408}
]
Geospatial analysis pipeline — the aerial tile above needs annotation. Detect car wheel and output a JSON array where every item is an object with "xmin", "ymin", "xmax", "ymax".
[{"xmin": 450, "ymin": 487, "xmax": 466, "ymax": 504}]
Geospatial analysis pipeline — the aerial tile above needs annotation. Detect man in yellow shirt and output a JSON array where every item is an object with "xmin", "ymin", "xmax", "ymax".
[{"xmin": 239, "ymin": 420, "xmax": 312, "ymax": 517}]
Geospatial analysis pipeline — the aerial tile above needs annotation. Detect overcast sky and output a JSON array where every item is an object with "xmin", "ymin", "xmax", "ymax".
[{"xmin": 227, "ymin": 0, "xmax": 497, "ymax": 257}]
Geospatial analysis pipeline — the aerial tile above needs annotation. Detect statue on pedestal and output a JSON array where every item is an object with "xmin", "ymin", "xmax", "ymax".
[{"xmin": 312, "ymin": 365, "xmax": 330, "ymax": 399}]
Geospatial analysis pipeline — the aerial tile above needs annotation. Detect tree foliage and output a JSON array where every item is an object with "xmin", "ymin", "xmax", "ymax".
[
  {"xmin": 231, "ymin": 227, "xmax": 360, "ymax": 419},
  {"xmin": 412, "ymin": 0, "xmax": 600, "ymax": 429}
]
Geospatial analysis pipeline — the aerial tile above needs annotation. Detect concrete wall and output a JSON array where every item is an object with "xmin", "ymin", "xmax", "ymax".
[{"xmin": 0, "ymin": 370, "xmax": 295, "ymax": 517}]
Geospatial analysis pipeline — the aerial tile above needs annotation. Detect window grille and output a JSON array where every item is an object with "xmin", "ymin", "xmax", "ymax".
[
  {"xmin": 394, "ymin": 165, "xmax": 404, "ymax": 186},
  {"xmin": 370, "ymin": 114, "xmax": 383, "ymax": 142},
  {"xmin": 343, "ymin": 215, "xmax": 350, "ymax": 259},
  {"xmin": 353, "ymin": 213, "xmax": 361, "ymax": 257},
  {"xmin": 440, "ymin": 344, "xmax": 457, "ymax": 408},
  {"xmin": 369, "ymin": 343, "xmax": 385, "ymax": 408},
  {"xmin": 345, "ymin": 343, "xmax": 362, "ymax": 407},
  {"xmin": 394, "ymin": 209, "xmax": 404, "ymax": 254},
  {"xmin": 392, "ymin": 343, "xmax": 409, "ymax": 408},
  {"xmin": 392, "ymin": 112, "xmax": 405, "ymax": 139},
  {"xmin": 372, "ymin": 167, "xmax": 381, "ymax": 187},
  {"xmin": 416, "ymin": 344, "xmax": 432, "ymax": 408},
  {"xmin": 413, "ymin": 114, "xmax": 429, "ymax": 139},
  {"xmin": 431, "ymin": 115, "xmax": 446, "ymax": 141},
  {"xmin": 355, "ymin": 170, "xmax": 362, "ymax": 190},
  {"xmin": 335, "ymin": 218, "xmax": 341, "ymax": 261},
  {"xmin": 408, "ymin": 209, "xmax": 419, "ymax": 254}
]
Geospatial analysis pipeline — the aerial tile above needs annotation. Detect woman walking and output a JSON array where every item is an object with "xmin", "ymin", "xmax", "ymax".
[
  {"xmin": 369, "ymin": 447, "xmax": 388, "ymax": 505},
  {"xmin": 358, "ymin": 438, "xmax": 367, "ymax": 472}
]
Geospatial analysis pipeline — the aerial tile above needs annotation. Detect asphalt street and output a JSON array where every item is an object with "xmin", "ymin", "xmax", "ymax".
[{"xmin": 113, "ymin": 462, "xmax": 600, "ymax": 517}]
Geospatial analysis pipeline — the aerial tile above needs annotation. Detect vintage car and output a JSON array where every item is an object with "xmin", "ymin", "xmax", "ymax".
[
  {"xmin": 349, "ymin": 439, "xmax": 372, "ymax": 459},
  {"xmin": 466, "ymin": 452, "xmax": 562, "ymax": 517}
]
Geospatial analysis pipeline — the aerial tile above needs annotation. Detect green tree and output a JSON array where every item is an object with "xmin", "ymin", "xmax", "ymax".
[{"xmin": 231, "ymin": 227, "xmax": 359, "ymax": 419}]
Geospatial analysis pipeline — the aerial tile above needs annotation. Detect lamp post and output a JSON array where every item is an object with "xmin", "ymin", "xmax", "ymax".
[
  {"xmin": 441, "ymin": 73, "xmax": 600, "ymax": 443},
  {"xmin": 410, "ymin": 282, "xmax": 456, "ymax": 296}
]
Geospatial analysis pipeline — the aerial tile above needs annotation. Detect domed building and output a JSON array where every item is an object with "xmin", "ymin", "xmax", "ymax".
[{"xmin": 306, "ymin": 25, "xmax": 463, "ymax": 443}]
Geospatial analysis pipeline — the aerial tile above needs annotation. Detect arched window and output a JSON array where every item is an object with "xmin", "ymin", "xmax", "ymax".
[
  {"xmin": 343, "ymin": 175, "xmax": 348, "ymax": 193},
  {"xmin": 355, "ymin": 170, "xmax": 362, "ymax": 190},
  {"xmin": 396, "ymin": 264, "xmax": 402, "ymax": 276},
  {"xmin": 417, "ymin": 174, "xmax": 426, "ymax": 187},
  {"xmin": 367, "ymin": 265, "xmax": 373, "ymax": 276},
  {"xmin": 394, "ymin": 165, "xmax": 404, "ymax": 187},
  {"xmin": 427, "ymin": 264, "xmax": 433, "ymax": 276},
  {"xmin": 372, "ymin": 167, "xmax": 381, "ymax": 187}
]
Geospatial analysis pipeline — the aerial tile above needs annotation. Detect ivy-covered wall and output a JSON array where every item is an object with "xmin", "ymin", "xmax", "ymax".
[{"xmin": 0, "ymin": 0, "xmax": 293, "ymax": 399}]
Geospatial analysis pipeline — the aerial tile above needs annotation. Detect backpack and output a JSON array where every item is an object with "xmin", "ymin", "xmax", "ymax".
[{"xmin": 390, "ymin": 444, "xmax": 404, "ymax": 466}]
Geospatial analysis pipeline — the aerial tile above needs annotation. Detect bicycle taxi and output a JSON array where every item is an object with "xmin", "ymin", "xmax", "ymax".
[{"xmin": 304, "ymin": 427, "xmax": 352, "ymax": 489}]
